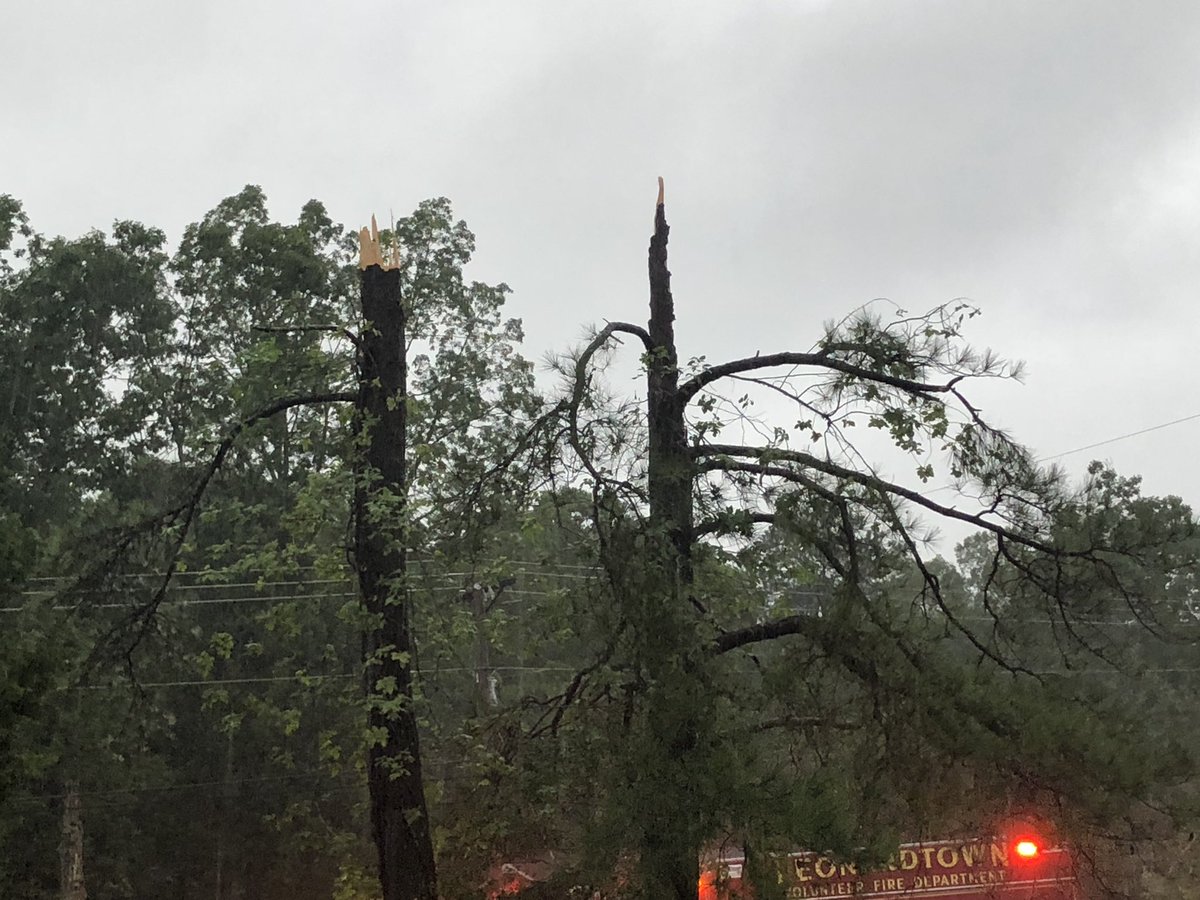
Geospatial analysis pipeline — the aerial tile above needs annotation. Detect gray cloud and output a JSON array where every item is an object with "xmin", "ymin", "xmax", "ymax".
[{"xmin": 5, "ymin": 0, "xmax": 1200, "ymax": 526}]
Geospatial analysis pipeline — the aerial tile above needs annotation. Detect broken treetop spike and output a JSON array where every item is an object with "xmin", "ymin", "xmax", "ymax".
[
  {"xmin": 657, "ymin": 176, "xmax": 665, "ymax": 207},
  {"xmin": 358, "ymin": 213, "xmax": 398, "ymax": 271}
]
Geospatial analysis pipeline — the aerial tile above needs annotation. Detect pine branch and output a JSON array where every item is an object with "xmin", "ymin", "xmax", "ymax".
[
  {"xmin": 694, "ymin": 443, "xmax": 1066, "ymax": 556},
  {"xmin": 678, "ymin": 350, "xmax": 953, "ymax": 404}
]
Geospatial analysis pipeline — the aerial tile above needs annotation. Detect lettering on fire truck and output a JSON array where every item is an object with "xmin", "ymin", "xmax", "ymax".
[{"xmin": 705, "ymin": 837, "xmax": 1077, "ymax": 899}]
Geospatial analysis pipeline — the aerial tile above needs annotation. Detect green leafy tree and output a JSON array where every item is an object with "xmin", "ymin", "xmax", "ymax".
[{"xmin": 0, "ymin": 187, "xmax": 542, "ymax": 899}]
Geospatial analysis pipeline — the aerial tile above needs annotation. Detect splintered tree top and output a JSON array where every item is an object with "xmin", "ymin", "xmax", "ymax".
[{"xmin": 358, "ymin": 214, "xmax": 401, "ymax": 271}]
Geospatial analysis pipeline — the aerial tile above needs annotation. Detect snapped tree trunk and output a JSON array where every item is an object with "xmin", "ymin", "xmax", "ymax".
[
  {"xmin": 646, "ymin": 180, "xmax": 694, "ymax": 583},
  {"xmin": 355, "ymin": 257, "xmax": 438, "ymax": 900},
  {"xmin": 59, "ymin": 779, "xmax": 86, "ymax": 900},
  {"xmin": 642, "ymin": 181, "xmax": 703, "ymax": 900}
]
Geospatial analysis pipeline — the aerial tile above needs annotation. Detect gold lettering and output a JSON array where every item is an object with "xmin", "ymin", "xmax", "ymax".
[
  {"xmin": 936, "ymin": 846, "xmax": 959, "ymax": 868},
  {"xmin": 920, "ymin": 848, "xmax": 936, "ymax": 869},
  {"xmin": 899, "ymin": 850, "xmax": 919, "ymax": 871},
  {"xmin": 796, "ymin": 863, "xmax": 812, "ymax": 883},
  {"xmin": 814, "ymin": 858, "xmax": 836, "ymax": 879},
  {"xmin": 991, "ymin": 842, "xmax": 1008, "ymax": 866},
  {"xmin": 838, "ymin": 862, "xmax": 858, "ymax": 876},
  {"xmin": 961, "ymin": 843, "xmax": 982, "ymax": 866}
]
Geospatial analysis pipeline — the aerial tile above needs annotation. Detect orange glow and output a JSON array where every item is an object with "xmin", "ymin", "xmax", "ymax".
[
  {"xmin": 1014, "ymin": 839, "xmax": 1039, "ymax": 859},
  {"xmin": 699, "ymin": 869, "xmax": 718, "ymax": 900}
]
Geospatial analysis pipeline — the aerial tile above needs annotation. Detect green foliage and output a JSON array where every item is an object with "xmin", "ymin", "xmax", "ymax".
[
  {"xmin": 1, "ymin": 184, "xmax": 1195, "ymax": 900},
  {"xmin": 0, "ymin": 187, "xmax": 545, "ymax": 898}
]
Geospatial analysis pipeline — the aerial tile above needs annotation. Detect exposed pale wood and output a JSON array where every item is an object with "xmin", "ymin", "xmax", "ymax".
[{"xmin": 358, "ymin": 212, "xmax": 401, "ymax": 271}]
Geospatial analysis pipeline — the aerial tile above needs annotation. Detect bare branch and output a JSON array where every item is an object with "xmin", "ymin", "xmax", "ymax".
[
  {"xmin": 694, "ymin": 511, "xmax": 776, "ymax": 538},
  {"xmin": 713, "ymin": 614, "xmax": 820, "ymax": 654},
  {"xmin": 679, "ymin": 351, "xmax": 953, "ymax": 404},
  {"xmin": 566, "ymin": 323, "xmax": 651, "ymax": 493},
  {"xmin": 85, "ymin": 392, "xmax": 357, "ymax": 659},
  {"xmin": 459, "ymin": 399, "xmax": 569, "ymax": 512},
  {"xmin": 871, "ymin": 488, "xmax": 1042, "ymax": 679},
  {"xmin": 528, "ymin": 621, "xmax": 626, "ymax": 739},
  {"xmin": 694, "ymin": 443, "xmax": 1066, "ymax": 556},
  {"xmin": 606, "ymin": 320, "xmax": 654, "ymax": 352}
]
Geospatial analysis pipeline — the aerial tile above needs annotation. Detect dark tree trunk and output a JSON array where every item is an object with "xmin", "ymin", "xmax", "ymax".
[
  {"xmin": 643, "ymin": 182, "xmax": 702, "ymax": 900},
  {"xmin": 646, "ymin": 184, "xmax": 695, "ymax": 579},
  {"xmin": 355, "ymin": 263, "xmax": 438, "ymax": 900}
]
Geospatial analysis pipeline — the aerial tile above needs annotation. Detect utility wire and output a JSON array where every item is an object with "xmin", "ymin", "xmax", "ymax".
[
  {"xmin": 3, "ymin": 587, "xmax": 572, "ymax": 613},
  {"xmin": 926, "ymin": 410, "xmax": 1200, "ymax": 496},
  {"xmin": 1038, "ymin": 411, "xmax": 1200, "ymax": 462},
  {"xmin": 68, "ymin": 662, "xmax": 1200, "ymax": 691},
  {"xmin": 11, "ymin": 764, "xmax": 517, "ymax": 806},
  {"xmin": 9, "ymin": 771, "xmax": 363, "ymax": 804},
  {"xmin": 72, "ymin": 666, "xmax": 578, "ymax": 690},
  {"xmin": 19, "ymin": 561, "xmax": 602, "ymax": 586},
  {"xmin": 74, "ymin": 673, "xmax": 358, "ymax": 689},
  {"xmin": 1, "ymin": 591, "xmax": 356, "ymax": 613}
]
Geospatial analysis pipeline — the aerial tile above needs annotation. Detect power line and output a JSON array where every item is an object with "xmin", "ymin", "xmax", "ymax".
[
  {"xmin": 72, "ymin": 666, "xmax": 578, "ymax": 690},
  {"xmin": 74, "ymin": 673, "xmax": 357, "ymax": 689},
  {"xmin": 22, "ymin": 577, "xmax": 353, "ymax": 592},
  {"xmin": 19, "ymin": 561, "xmax": 602, "ymax": 587},
  {"xmin": 954, "ymin": 615, "xmax": 1200, "ymax": 628},
  {"xmin": 8, "ymin": 771, "xmax": 363, "ymax": 804},
  {"xmin": 10, "ymin": 763, "xmax": 519, "ymax": 806},
  {"xmin": 921, "ymin": 410, "xmax": 1200, "ymax": 497},
  {"xmin": 1039, "ymin": 411, "xmax": 1200, "ymax": 462},
  {"xmin": 1, "ymin": 590, "xmax": 356, "ymax": 613},
  {"xmin": 1035, "ymin": 667, "xmax": 1200, "ymax": 676},
  {"xmin": 3, "ymin": 586, "xmax": 572, "ymax": 614},
  {"xmin": 10, "ymin": 566, "xmax": 601, "ymax": 612}
]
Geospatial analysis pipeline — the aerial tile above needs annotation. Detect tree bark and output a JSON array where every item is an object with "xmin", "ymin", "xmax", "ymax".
[
  {"xmin": 355, "ymin": 263, "xmax": 437, "ymax": 900},
  {"xmin": 646, "ymin": 183, "xmax": 694, "ymax": 580},
  {"xmin": 59, "ymin": 780, "xmax": 86, "ymax": 900},
  {"xmin": 469, "ymin": 584, "xmax": 499, "ymax": 713},
  {"xmin": 643, "ymin": 182, "xmax": 702, "ymax": 900}
]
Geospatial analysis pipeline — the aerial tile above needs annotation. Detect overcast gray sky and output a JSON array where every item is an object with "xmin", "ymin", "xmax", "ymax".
[{"xmin": 5, "ymin": 0, "xmax": 1200, "ymax": 536}]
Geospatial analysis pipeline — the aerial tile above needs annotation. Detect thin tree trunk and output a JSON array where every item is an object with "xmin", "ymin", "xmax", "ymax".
[
  {"xmin": 355, "ymin": 261, "xmax": 438, "ymax": 900},
  {"xmin": 470, "ymin": 584, "xmax": 499, "ymax": 714},
  {"xmin": 214, "ymin": 729, "xmax": 235, "ymax": 900},
  {"xmin": 59, "ymin": 780, "xmax": 86, "ymax": 900}
]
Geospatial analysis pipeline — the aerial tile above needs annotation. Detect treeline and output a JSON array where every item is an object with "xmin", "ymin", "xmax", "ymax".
[{"xmin": 1, "ymin": 187, "xmax": 1197, "ymax": 899}]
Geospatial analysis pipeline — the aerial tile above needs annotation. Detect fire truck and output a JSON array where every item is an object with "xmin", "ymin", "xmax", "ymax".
[
  {"xmin": 700, "ymin": 835, "xmax": 1079, "ymax": 900},
  {"xmin": 491, "ymin": 833, "xmax": 1079, "ymax": 898}
]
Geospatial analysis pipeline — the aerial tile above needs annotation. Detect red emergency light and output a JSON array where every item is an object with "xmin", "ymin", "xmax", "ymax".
[{"xmin": 1013, "ymin": 838, "xmax": 1040, "ymax": 859}]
